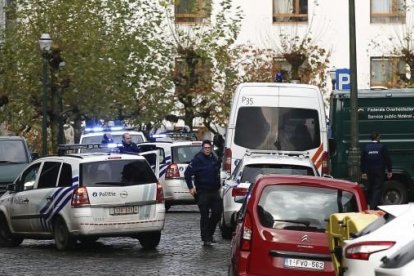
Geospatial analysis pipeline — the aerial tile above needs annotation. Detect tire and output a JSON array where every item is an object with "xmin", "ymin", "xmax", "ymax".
[
  {"xmin": 138, "ymin": 231, "xmax": 161, "ymax": 250},
  {"xmin": 220, "ymin": 215, "xmax": 233, "ymax": 240},
  {"xmin": 382, "ymin": 180, "xmax": 408, "ymax": 205},
  {"xmin": 0, "ymin": 214, "xmax": 23, "ymax": 247},
  {"xmin": 165, "ymin": 203, "xmax": 171, "ymax": 212},
  {"xmin": 53, "ymin": 217, "xmax": 76, "ymax": 250}
]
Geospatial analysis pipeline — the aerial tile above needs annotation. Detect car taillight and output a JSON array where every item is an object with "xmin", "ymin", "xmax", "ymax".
[
  {"xmin": 224, "ymin": 148, "xmax": 232, "ymax": 175},
  {"xmin": 241, "ymin": 212, "xmax": 253, "ymax": 251},
  {"xmin": 232, "ymin": 186, "xmax": 249, "ymax": 197},
  {"xmin": 345, "ymin": 241, "xmax": 395, "ymax": 260},
  {"xmin": 321, "ymin": 151, "xmax": 329, "ymax": 175},
  {"xmin": 156, "ymin": 181, "xmax": 164, "ymax": 203},
  {"xmin": 165, "ymin": 163, "xmax": 180, "ymax": 179},
  {"xmin": 71, "ymin": 187, "xmax": 90, "ymax": 207}
]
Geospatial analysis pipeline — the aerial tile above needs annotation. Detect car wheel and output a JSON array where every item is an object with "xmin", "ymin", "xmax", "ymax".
[
  {"xmin": 220, "ymin": 215, "xmax": 233, "ymax": 240},
  {"xmin": 165, "ymin": 203, "xmax": 171, "ymax": 211},
  {"xmin": 382, "ymin": 180, "xmax": 407, "ymax": 205},
  {"xmin": 53, "ymin": 217, "xmax": 76, "ymax": 250},
  {"xmin": 138, "ymin": 231, "xmax": 161, "ymax": 250},
  {"xmin": 0, "ymin": 214, "xmax": 23, "ymax": 247}
]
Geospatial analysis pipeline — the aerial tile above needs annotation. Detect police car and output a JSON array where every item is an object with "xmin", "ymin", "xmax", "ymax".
[
  {"xmin": 220, "ymin": 150, "xmax": 319, "ymax": 239},
  {"xmin": 79, "ymin": 126, "xmax": 147, "ymax": 152},
  {"xmin": 137, "ymin": 140, "xmax": 203, "ymax": 211},
  {"xmin": 0, "ymin": 144, "xmax": 165, "ymax": 250}
]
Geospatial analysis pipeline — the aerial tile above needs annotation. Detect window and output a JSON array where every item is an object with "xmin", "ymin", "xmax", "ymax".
[
  {"xmin": 371, "ymin": 57, "xmax": 406, "ymax": 88},
  {"xmin": 257, "ymin": 185, "xmax": 358, "ymax": 230},
  {"xmin": 234, "ymin": 107, "xmax": 320, "ymax": 151},
  {"xmin": 172, "ymin": 145, "xmax": 202, "ymax": 163},
  {"xmin": 175, "ymin": 0, "xmax": 211, "ymax": 23},
  {"xmin": 58, "ymin": 163, "xmax": 72, "ymax": 187},
  {"xmin": 38, "ymin": 162, "xmax": 61, "ymax": 189},
  {"xmin": 273, "ymin": 0, "xmax": 308, "ymax": 23},
  {"xmin": 0, "ymin": 140, "xmax": 29, "ymax": 163},
  {"xmin": 241, "ymin": 164, "xmax": 315, "ymax": 183},
  {"xmin": 16, "ymin": 163, "xmax": 41, "ymax": 191},
  {"xmin": 81, "ymin": 160, "xmax": 157, "ymax": 186},
  {"xmin": 371, "ymin": 0, "xmax": 405, "ymax": 23}
]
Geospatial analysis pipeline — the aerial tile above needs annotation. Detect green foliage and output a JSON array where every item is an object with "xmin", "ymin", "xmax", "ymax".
[
  {"xmin": 0, "ymin": 0, "xmax": 174, "ymax": 150},
  {"xmin": 162, "ymin": 0, "xmax": 243, "ymax": 131}
]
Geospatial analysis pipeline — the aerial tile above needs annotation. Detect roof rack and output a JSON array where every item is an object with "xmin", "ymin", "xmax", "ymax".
[
  {"xmin": 57, "ymin": 143, "xmax": 121, "ymax": 155},
  {"xmin": 149, "ymin": 131, "xmax": 197, "ymax": 142},
  {"xmin": 245, "ymin": 150, "xmax": 310, "ymax": 158}
]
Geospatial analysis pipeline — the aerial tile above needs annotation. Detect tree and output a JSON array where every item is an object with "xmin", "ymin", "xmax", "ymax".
[
  {"xmin": 160, "ymin": 0, "xmax": 243, "ymax": 132},
  {"xmin": 0, "ymin": 0, "xmax": 174, "ymax": 153}
]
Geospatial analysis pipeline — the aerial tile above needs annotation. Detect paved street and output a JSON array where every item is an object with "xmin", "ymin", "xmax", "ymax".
[{"xmin": 0, "ymin": 205, "xmax": 231, "ymax": 276}]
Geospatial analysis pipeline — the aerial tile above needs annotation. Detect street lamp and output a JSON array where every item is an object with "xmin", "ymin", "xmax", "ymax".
[
  {"xmin": 39, "ymin": 33, "xmax": 52, "ymax": 156},
  {"xmin": 329, "ymin": 67, "xmax": 336, "ymax": 91}
]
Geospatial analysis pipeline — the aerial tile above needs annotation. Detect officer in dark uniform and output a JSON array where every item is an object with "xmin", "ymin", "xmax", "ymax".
[
  {"xmin": 119, "ymin": 133, "xmax": 140, "ymax": 154},
  {"xmin": 360, "ymin": 131, "xmax": 392, "ymax": 209},
  {"xmin": 184, "ymin": 140, "xmax": 222, "ymax": 246}
]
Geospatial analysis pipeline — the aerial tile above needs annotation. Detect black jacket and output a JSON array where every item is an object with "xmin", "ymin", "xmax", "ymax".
[
  {"xmin": 119, "ymin": 141, "xmax": 140, "ymax": 154},
  {"xmin": 184, "ymin": 152, "xmax": 221, "ymax": 192},
  {"xmin": 361, "ymin": 141, "xmax": 392, "ymax": 173}
]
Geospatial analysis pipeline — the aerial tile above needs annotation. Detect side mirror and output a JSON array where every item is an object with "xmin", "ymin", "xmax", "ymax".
[{"xmin": 24, "ymin": 181, "xmax": 35, "ymax": 191}]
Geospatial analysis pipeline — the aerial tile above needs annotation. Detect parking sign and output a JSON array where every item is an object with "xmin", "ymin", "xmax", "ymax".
[{"xmin": 336, "ymin": 68, "xmax": 350, "ymax": 90}]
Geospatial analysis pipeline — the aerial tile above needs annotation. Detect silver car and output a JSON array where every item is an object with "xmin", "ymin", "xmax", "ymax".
[{"xmin": 220, "ymin": 151, "xmax": 319, "ymax": 239}]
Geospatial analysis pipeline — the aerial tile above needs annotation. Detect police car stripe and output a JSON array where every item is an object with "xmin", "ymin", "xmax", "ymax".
[{"xmin": 39, "ymin": 176, "xmax": 79, "ymax": 232}]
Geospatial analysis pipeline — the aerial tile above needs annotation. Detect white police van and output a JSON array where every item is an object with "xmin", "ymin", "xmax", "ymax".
[
  {"xmin": 223, "ymin": 82, "xmax": 329, "ymax": 176},
  {"xmin": 0, "ymin": 144, "xmax": 164, "ymax": 250}
]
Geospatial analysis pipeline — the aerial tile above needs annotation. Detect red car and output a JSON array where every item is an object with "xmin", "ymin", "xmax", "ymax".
[{"xmin": 229, "ymin": 175, "xmax": 367, "ymax": 276}]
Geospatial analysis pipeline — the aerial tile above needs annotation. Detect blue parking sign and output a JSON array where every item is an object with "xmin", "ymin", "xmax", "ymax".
[{"xmin": 336, "ymin": 68, "xmax": 350, "ymax": 90}]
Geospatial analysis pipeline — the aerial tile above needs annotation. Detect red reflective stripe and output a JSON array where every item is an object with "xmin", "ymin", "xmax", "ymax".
[{"xmin": 311, "ymin": 144, "xmax": 323, "ymax": 163}]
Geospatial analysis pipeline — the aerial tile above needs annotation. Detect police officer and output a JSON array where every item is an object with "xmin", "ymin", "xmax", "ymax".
[
  {"xmin": 361, "ymin": 131, "xmax": 392, "ymax": 209},
  {"xmin": 185, "ymin": 140, "xmax": 222, "ymax": 246},
  {"xmin": 119, "ymin": 133, "xmax": 140, "ymax": 154}
]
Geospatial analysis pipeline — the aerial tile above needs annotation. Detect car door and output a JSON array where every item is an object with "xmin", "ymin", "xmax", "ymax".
[
  {"xmin": 139, "ymin": 150, "xmax": 160, "ymax": 178},
  {"xmin": 9, "ymin": 162, "xmax": 41, "ymax": 233},
  {"xmin": 29, "ymin": 161, "xmax": 62, "ymax": 233}
]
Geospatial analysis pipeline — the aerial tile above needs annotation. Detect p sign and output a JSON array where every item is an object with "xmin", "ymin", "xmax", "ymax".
[{"xmin": 336, "ymin": 68, "xmax": 350, "ymax": 90}]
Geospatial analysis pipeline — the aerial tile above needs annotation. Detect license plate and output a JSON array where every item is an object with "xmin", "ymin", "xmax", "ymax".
[
  {"xmin": 284, "ymin": 258, "xmax": 324, "ymax": 270},
  {"xmin": 110, "ymin": 206, "xmax": 138, "ymax": 215}
]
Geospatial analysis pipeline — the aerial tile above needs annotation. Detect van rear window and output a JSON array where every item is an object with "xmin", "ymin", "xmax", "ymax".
[
  {"xmin": 234, "ymin": 107, "xmax": 320, "ymax": 151},
  {"xmin": 81, "ymin": 160, "xmax": 157, "ymax": 186}
]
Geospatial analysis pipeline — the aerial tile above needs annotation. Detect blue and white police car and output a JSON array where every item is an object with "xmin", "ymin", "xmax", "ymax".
[{"xmin": 0, "ymin": 144, "xmax": 165, "ymax": 250}]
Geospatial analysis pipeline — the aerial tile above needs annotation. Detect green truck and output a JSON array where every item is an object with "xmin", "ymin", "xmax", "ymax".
[
  {"xmin": 0, "ymin": 136, "xmax": 37, "ymax": 195},
  {"xmin": 329, "ymin": 88, "xmax": 414, "ymax": 205}
]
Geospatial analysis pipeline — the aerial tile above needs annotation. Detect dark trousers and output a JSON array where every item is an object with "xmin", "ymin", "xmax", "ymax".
[
  {"xmin": 196, "ymin": 190, "xmax": 223, "ymax": 242},
  {"xmin": 366, "ymin": 169, "xmax": 385, "ymax": 210}
]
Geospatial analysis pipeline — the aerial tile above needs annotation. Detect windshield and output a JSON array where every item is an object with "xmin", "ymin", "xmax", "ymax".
[
  {"xmin": 0, "ymin": 140, "xmax": 29, "ymax": 163},
  {"xmin": 257, "ymin": 185, "xmax": 358, "ymax": 231},
  {"xmin": 81, "ymin": 159, "xmax": 157, "ymax": 186},
  {"xmin": 234, "ymin": 107, "xmax": 320, "ymax": 151},
  {"xmin": 241, "ymin": 164, "xmax": 315, "ymax": 183}
]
